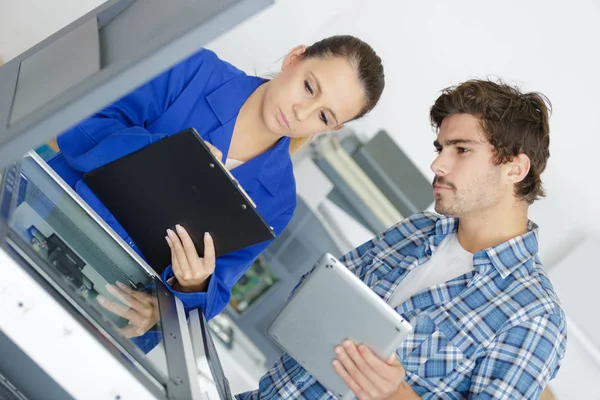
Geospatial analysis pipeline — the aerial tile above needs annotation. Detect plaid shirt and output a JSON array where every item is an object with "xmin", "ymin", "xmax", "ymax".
[{"xmin": 237, "ymin": 212, "xmax": 567, "ymax": 399}]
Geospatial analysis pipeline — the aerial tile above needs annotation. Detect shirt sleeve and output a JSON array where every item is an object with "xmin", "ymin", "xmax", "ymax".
[
  {"xmin": 466, "ymin": 313, "xmax": 567, "ymax": 399},
  {"xmin": 329, "ymin": 212, "xmax": 438, "ymax": 279}
]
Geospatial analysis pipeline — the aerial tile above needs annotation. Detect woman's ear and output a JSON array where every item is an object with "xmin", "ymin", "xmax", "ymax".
[{"xmin": 282, "ymin": 45, "xmax": 307, "ymax": 71}]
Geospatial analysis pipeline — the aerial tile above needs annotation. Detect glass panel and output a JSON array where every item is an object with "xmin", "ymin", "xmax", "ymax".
[{"xmin": 4, "ymin": 154, "xmax": 169, "ymax": 385}]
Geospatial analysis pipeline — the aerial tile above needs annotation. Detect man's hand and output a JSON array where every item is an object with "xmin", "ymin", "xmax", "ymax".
[
  {"xmin": 166, "ymin": 224, "xmax": 215, "ymax": 293},
  {"xmin": 97, "ymin": 282, "xmax": 159, "ymax": 338},
  {"xmin": 333, "ymin": 340, "xmax": 405, "ymax": 400}
]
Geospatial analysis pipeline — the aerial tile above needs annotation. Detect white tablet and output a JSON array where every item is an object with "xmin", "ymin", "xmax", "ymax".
[{"xmin": 267, "ymin": 253, "xmax": 413, "ymax": 399}]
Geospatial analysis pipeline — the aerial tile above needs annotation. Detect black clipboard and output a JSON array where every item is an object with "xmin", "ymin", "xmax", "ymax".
[{"xmin": 82, "ymin": 128, "xmax": 275, "ymax": 274}]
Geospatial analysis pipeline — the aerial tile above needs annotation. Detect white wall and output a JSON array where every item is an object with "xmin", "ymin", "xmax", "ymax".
[{"xmin": 546, "ymin": 239, "xmax": 600, "ymax": 398}]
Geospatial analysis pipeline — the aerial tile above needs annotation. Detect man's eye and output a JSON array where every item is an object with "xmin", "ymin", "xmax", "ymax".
[
  {"xmin": 304, "ymin": 80, "xmax": 314, "ymax": 95},
  {"xmin": 320, "ymin": 111, "xmax": 329, "ymax": 125},
  {"xmin": 434, "ymin": 148, "xmax": 442, "ymax": 154},
  {"xmin": 457, "ymin": 147, "xmax": 470, "ymax": 154}
]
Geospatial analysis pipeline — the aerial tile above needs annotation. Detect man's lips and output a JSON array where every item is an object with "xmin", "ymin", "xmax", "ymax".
[{"xmin": 434, "ymin": 185, "xmax": 453, "ymax": 192}]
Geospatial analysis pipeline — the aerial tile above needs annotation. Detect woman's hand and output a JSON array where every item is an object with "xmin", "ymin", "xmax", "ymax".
[
  {"xmin": 166, "ymin": 224, "xmax": 216, "ymax": 293},
  {"xmin": 97, "ymin": 282, "xmax": 159, "ymax": 338},
  {"xmin": 203, "ymin": 141, "xmax": 223, "ymax": 161}
]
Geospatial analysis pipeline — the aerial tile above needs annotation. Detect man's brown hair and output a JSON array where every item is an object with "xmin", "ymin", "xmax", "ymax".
[{"xmin": 430, "ymin": 79, "xmax": 552, "ymax": 204}]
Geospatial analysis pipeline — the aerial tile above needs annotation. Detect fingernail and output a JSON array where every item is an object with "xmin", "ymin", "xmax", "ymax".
[
  {"xmin": 343, "ymin": 340, "xmax": 352, "ymax": 348},
  {"xmin": 165, "ymin": 236, "xmax": 170, "ymax": 244},
  {"xmin": 167, "ymin": 229, "xmax": 174, "ymax": 237},
  {"xmin": 205, "ymin": 232, "xmax": 210, "ymax": 238},
  {"xmin": 175, "ymin": 224, "xmax": 183, "ymax": 233},
  {"xmin": 335, "ymin": 346, "xmax": 343, "ymax": 354},
  {"xmin": 106, "ymin": 283, "xmax": 116, "ymax": 293},
  {"xmin": 97, "ymin": 295, "xmax": 109, "ymax": 304},
  {"xmin": 116, "ymin": 281, "xmax": 127, "ymax": 290}
]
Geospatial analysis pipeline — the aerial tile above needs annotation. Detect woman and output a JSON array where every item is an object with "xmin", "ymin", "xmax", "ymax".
[{"xmin": 49, "ymin": 34, "xmax": 385, "ymax": 327}]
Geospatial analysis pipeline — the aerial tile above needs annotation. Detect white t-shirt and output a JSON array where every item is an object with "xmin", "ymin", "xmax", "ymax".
[
  {"xmin": 224, "ymin": 158, "xmax": 244, "ymax": 170},
  {"xmin": 388, "ymin": 233, "xmax": 474, "ymax": 308}
]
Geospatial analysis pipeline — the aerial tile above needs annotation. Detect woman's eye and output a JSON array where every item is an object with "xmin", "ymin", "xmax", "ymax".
[
  {"xmin": 320, "ymin": 111, "xmax": 329, "ymax": 125},
  {"xmin": 304, "ymin": 80, "xmax": 314, "ymax": 95}
]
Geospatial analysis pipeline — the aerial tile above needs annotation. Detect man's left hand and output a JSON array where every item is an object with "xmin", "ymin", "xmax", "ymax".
[{"xmin": 333, "ymin": 340, "xmax": 405, "ymax": 400}]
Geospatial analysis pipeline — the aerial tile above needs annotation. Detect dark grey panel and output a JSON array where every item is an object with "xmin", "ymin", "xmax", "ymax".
[
  {"xmin": 9, "ymin": 18, "xmax": 100, "ymax": 124},
  {"xmin": 353, "ymin": 130, "xmax": 433, "ymax": 215},
  {"xmin": 0, "ymin": 63, "xmax": 18, "ymax": 141},
  {"xmin": 99, "ymin": 0, "xmax": 240, "ymax": 67},
  {"xmin": 313, "ymin": 156, "xmax": 388, "ymax": 234}
]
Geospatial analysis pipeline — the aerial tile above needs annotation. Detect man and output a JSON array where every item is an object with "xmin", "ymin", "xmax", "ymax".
[{"xmin": 238, "ymin": 79, "xmax": 567, "ymax": 399}]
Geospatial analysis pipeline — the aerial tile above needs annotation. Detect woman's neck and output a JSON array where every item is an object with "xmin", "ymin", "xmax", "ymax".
[{"xmin": 228, "ymin": 82, "xmax": 283, "ymax": 162}]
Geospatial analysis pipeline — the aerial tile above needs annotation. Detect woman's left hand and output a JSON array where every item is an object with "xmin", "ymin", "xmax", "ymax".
[
  {"xmin": 97, "ymin": 282, "xmax": 160, "ymax": 338},
  {"xmin": 166, "ymin": 224, "xmax": 216, "ymax": 293}
]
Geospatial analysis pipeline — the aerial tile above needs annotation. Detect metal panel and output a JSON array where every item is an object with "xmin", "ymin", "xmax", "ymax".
[
  {"xmin": 0, "ymin": 330, "xmax": 73, "ymax": 400},
  {"xmin": 9, "ymin": 18, "xmax": 100, "ymax": 124},
  {"xmin": 0, "ymin": 238, "xmax": 166, "ymax": 400},
  {"xmin": 0, "ymin": 0, "xmax": 273, "ymax": 168}
]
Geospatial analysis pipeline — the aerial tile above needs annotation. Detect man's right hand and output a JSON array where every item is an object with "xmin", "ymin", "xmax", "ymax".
[{"xmin": 333, "ymin": 341, "xmax": 407, "ymax": 400}]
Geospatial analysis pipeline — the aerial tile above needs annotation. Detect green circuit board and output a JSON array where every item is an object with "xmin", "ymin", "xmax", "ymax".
[{"xmin": 229, "ymin": 256, "xmax": 278, "ymax": 316}]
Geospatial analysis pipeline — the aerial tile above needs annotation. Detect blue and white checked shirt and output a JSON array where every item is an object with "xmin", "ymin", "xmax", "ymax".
[{"xmin": 237, "ymin": 212, "xmax": 567, "ymax": 399}]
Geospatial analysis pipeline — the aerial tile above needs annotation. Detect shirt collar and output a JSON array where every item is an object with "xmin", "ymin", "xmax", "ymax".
[
  {"xmin": 256, "ymin": 136, "xmax": 292, "ymax": 196},
  {"xmin": 205, "ymin": 74, "xmax": 267, "ymax": 125},
  {"xmin": 430, "ymin": 215, "xmax": 540, "ymax": 279},
  {"xmin": 205, "ymin": 74, "xmax": 291, "ymax": 197}
]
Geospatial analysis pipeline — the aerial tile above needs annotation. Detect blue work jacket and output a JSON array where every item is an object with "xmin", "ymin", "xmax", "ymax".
[{"xmin": 48, "ymin": 48, "xmax": 297, "ymax": 320}]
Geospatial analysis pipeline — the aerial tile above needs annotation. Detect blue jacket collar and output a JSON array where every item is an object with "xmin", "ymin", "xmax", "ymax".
[
  {"xmin": 205, "ymin": 74, "xmax": 291, "ymax": 197},
  {"xmin": 206, "ymin": 74, "xmax": 267, "ymax": 126}
]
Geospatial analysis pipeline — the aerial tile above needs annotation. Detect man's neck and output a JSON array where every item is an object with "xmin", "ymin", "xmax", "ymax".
[{"xmin": 456, "ymin": 202, "xmax": 529, "ymax": 254}]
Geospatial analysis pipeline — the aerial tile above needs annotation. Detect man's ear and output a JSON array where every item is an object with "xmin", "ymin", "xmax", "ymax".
[
  {"xmin": 507, "ymin": 153, "xmax": 531, "ymax": 184},
  {"xmin": 282, "ymin": 45, "xmax": 307, "ymax": 71}
]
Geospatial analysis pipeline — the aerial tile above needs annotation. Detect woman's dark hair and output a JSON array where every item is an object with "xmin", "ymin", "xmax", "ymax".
[
  {"xmin": 289, "ymin": 35, "xmax": 385, "ymax": 154},
  {"xmin": 303, "ymin": 35, "xmax": 385, "ymax": 120}
]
